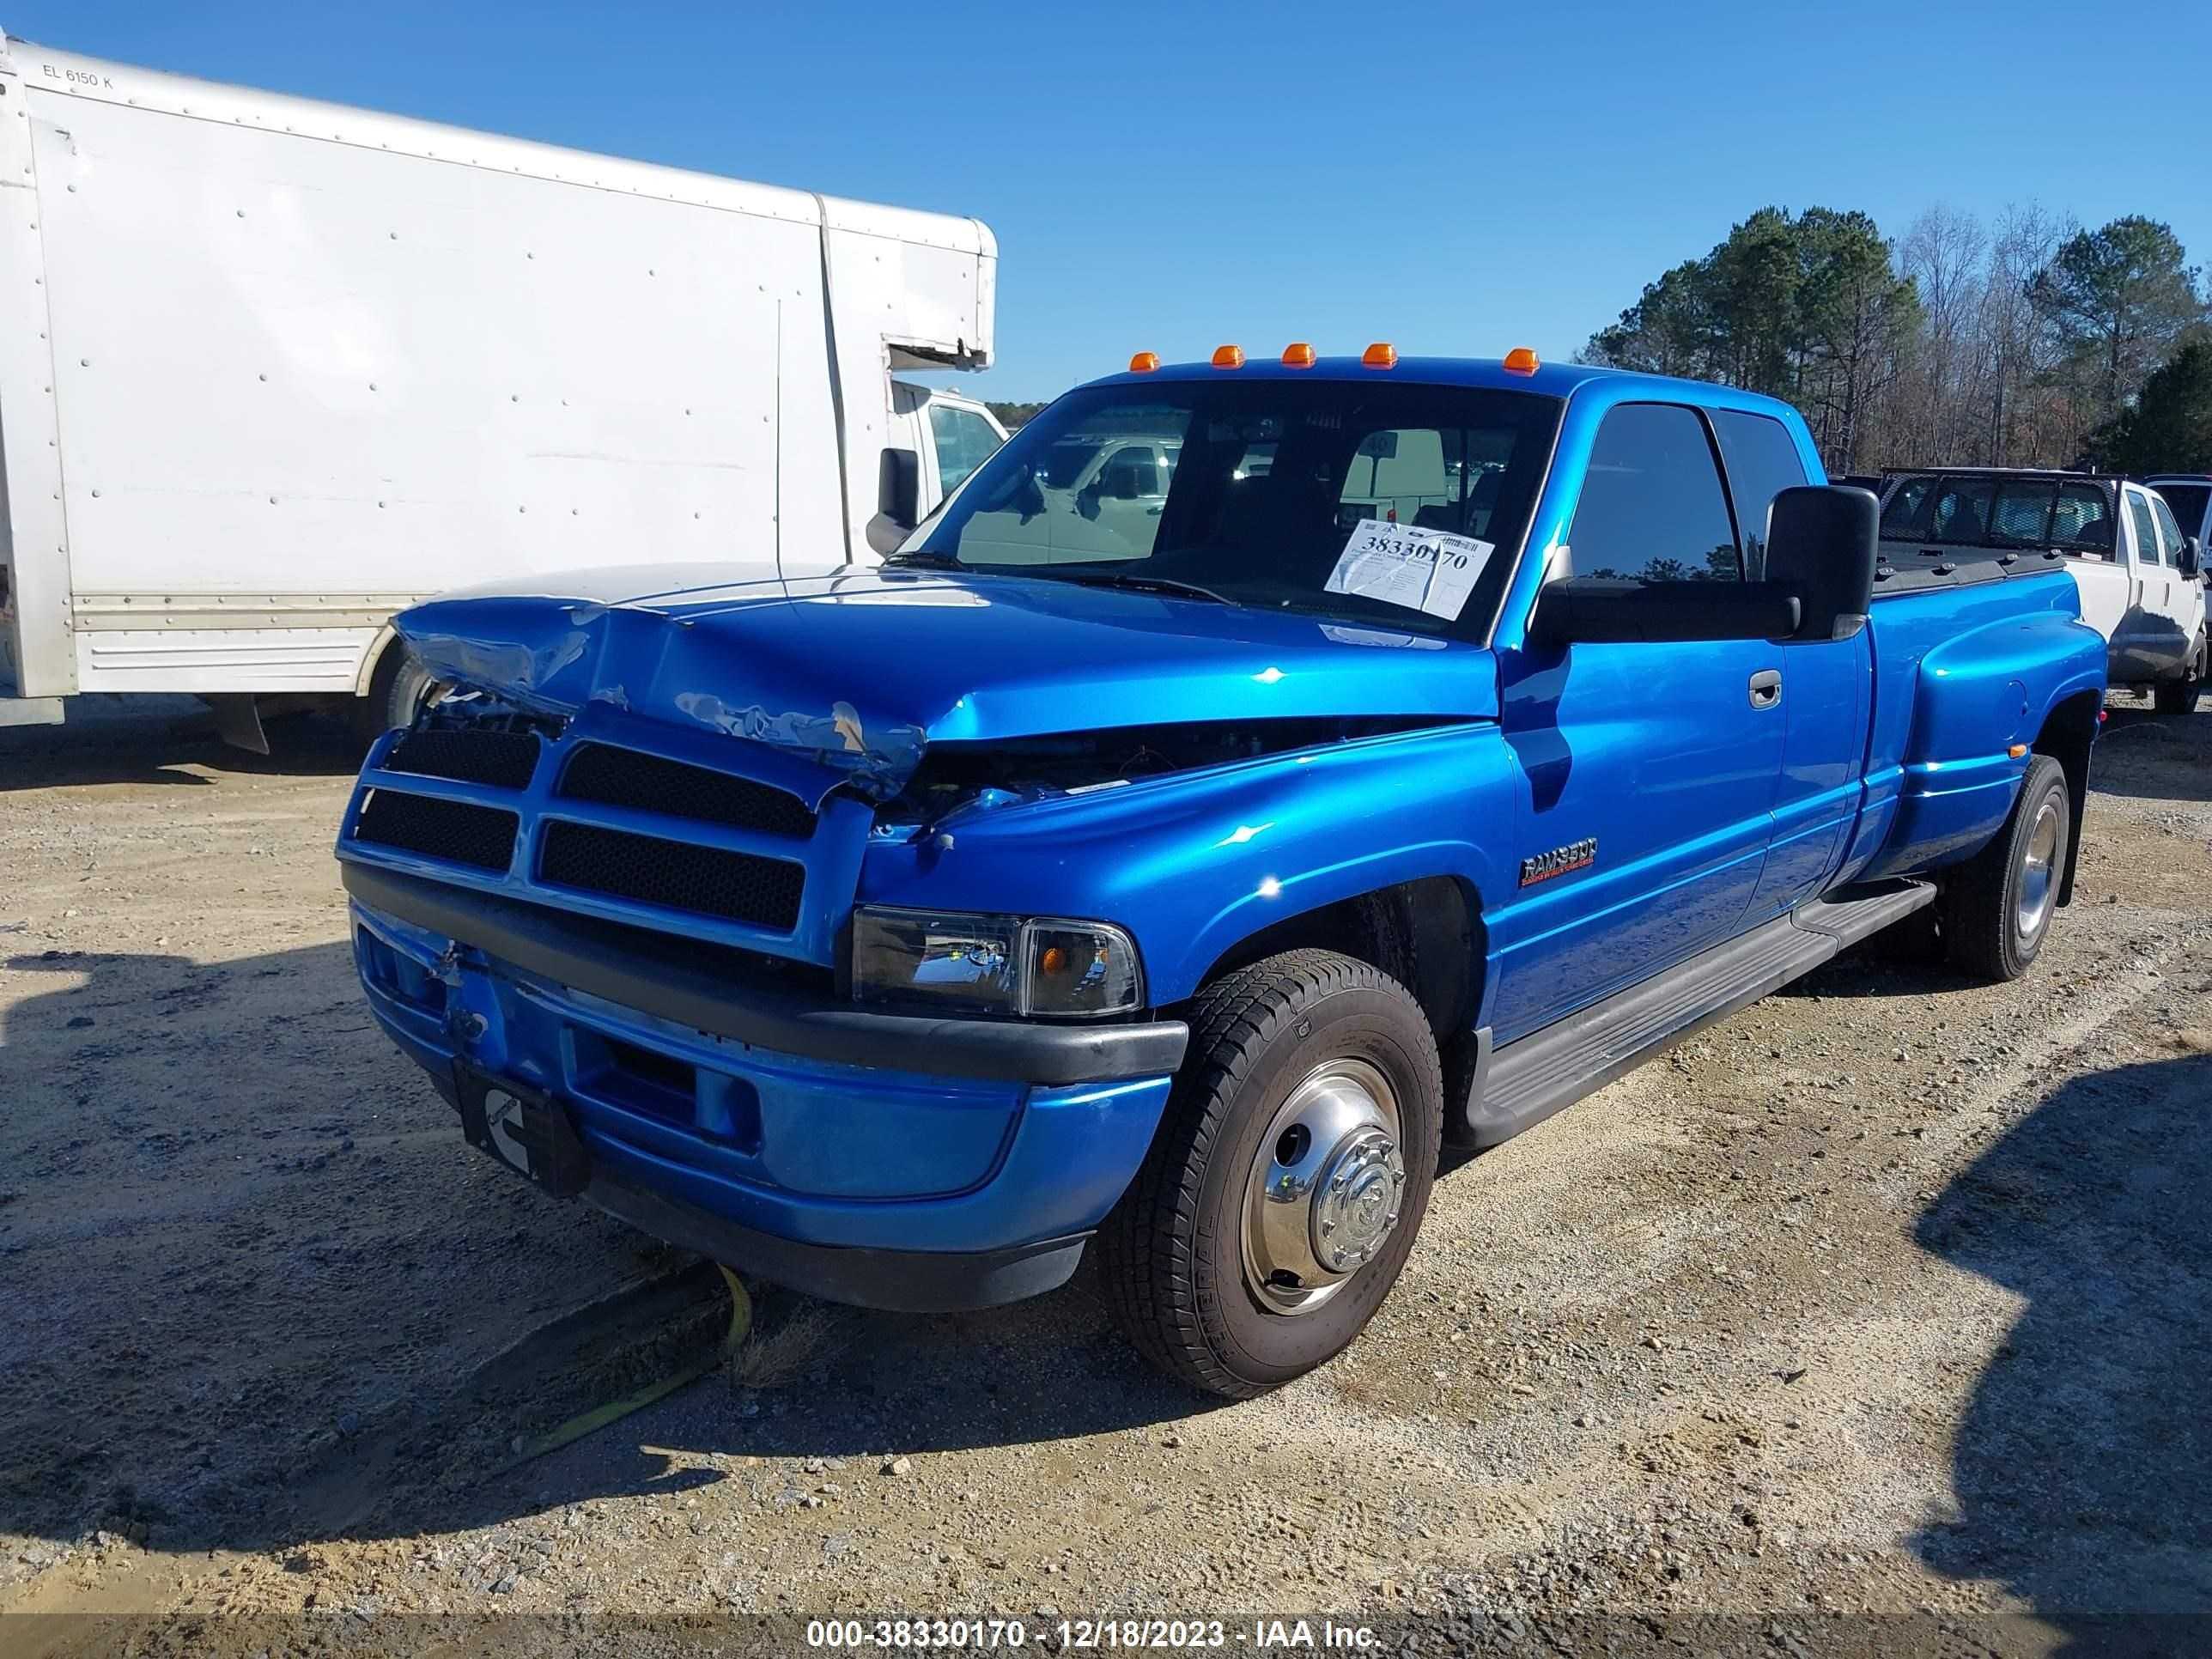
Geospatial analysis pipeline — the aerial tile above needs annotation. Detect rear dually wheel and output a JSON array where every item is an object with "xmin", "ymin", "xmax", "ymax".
[{"xmin": 1940, "ymin": 753, "xmax": 2070, "ymax": 981}]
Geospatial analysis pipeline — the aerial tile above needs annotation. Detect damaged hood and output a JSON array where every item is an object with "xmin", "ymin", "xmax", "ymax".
[{"xmin": 396, "ymin": 563, "xmax": 1499, "ymax": 792}]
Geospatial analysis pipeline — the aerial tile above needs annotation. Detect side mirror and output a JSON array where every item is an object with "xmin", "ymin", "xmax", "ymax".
[
  {"xmin": 865, "ymin": 447, "xmax": 921, "ymax": 556},
  {"xmin": 1533, "ymin": 577, "xmax": 1801, "ymax": 646},
  {"xmin": 2181, "ymin": 534, "xmax": 2203, "ymax": 580},
  {"xmin": 1764, "ymin": 484, "xmax": 1878, "ymax": 641}
]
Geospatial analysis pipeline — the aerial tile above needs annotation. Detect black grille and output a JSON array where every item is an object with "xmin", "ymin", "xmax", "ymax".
[
  {"xmin": 385, "ymin": 727, "xmax": 540, "ymax": 790},
  {"xmin": 354, "ymin": 791, "xmax": 519, "ymax": 872},
  {"xmin": 558, "ymin": 744, "xmax": 816, "ymax": 839},
  {"xmin": 538, "ymin": 820, "xmax": 804, "ymax": 930}
]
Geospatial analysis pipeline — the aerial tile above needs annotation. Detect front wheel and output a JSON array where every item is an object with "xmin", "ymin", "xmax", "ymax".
[
  {"xmin": 1097, "ymin": 950, "xmax": 1443, "ymax": 1399},
  {"xmin": 1940, "ymin": 753, "xmax": 2070, "ymax": 981},
  {"xmin": 352, "ymin": 647, "xmax": 445, "ymax": 746}
]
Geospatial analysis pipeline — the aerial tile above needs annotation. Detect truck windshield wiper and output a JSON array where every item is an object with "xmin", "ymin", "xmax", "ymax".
[
  {"xmin": 1049, "ymin": 572, "xmax": 1237, "ymax": 606},
  {"xmin": 879, "ymin": 556, "xmax": 1235, "ymax": 606}
]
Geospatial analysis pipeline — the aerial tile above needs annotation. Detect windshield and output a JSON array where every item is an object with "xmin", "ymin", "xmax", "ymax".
[
  {"xmin": 1037, "ymin": 438, "xmax": 1113, "ymax": 489},
  {"xmin": 896, "ymin": 379, "xmax": 1562, "ymax": 638}
]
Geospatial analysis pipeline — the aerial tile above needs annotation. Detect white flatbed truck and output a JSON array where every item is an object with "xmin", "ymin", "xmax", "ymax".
[{"xmin": 0, "ymin": 30, "xmax": 1004, "ymax": 744}]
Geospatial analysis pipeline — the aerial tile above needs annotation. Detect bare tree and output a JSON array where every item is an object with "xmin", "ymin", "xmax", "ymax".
[
  {"xmin": 1984, "ymin": 204, "xmax": 2069, "ymax": 465},
  {"xmin": 1891, "ymin": 206, "xmax": 1987, "ymax": 464}
]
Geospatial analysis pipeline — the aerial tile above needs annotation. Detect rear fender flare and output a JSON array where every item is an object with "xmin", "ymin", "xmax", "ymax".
[{"xmin": 2031, "ymin": 680, "xmax": 2103, "ymax": 907}]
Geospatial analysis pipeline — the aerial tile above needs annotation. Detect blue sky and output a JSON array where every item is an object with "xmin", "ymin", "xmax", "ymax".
[{"xmin": 21, "ymin": 2, "xmax": 2211, "ymax": 400}]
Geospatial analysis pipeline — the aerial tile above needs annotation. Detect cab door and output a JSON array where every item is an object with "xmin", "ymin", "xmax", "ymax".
[
  {"xmin": 1711, "ymin": 410, "xmax": 1870, "ymax": 920},
  {"xmin": 2150, "ymin": 491, "xmax": 2208, "ymax": 657},
  {"xmin": 2120, "ymin": 486, "xmax": 2185, "ymax": 677},
  {"xmin": 1490, "ymin": 402, "xmax": 1783, "ymax": 1042}
]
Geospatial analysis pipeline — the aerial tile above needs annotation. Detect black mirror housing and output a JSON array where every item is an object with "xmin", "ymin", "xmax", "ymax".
[
  {"xmin": 2181, "ymin": 534, "xmax": 2203, "ymax": 580},
  {"xmin": 1765, "ymin": 484, "xmax": 1878, "ymax": 640},
  {"xmin": 866, "ymin": 447, "xmax": 924, "ymax": 556},
  {"xmin": 876, "ymin": 447, "xmax": 921, "ymax": 532},
  {"xmin": 1534, "ymin": 578, "xmax": 1802, "ymax": 645},
  {"xmin": 1530, "ymin": 484, "xmax": 1879, "ymax": 649}
]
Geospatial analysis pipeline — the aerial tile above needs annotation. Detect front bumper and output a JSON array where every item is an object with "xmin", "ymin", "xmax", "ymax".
[
  {"xmin": 343, "ymin": 866, "xmax": 1186, "ymax": 1312},
  {"xmin": 342, "ymin": 862, "xmax": 1187, "ymax": 1085},
  {"xmin": 585, "ymin": 1174, "xmax": 1094, "ymax": 1313}
]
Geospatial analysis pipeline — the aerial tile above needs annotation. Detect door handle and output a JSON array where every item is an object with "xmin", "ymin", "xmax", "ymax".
[{"xmin": 1748, "ymin": 669, "xmax": 1783, "ymax": 709}]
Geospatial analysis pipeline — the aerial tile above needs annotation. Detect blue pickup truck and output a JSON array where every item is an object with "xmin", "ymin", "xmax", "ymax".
[{"xmin": 335, "ymin": 350, "xmax": 2106, "ymax": 1397}]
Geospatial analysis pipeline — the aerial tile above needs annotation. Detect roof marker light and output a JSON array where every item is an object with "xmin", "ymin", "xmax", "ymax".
[
  {"xmin": 1281, "ymin": 342, "xmax": 1316, "ymax": 368},
  {"xmin": 1129, "ymin": 350, "xmax": 1160, "ymax": 373},
  {"xmin": 1504, "ymin": 346, "xmax": 1540, "ymax": 374},
  {"xmin": 1361, "ymin": 342, "xmax": 1398, "ymax": 369},
  {"xmin": 1212, "ymin": 343, "xmax": 1246, "ymax": 369}
]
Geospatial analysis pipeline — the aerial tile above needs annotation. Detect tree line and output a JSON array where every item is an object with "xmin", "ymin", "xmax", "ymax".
[{"xmin": 1577, "ymin": 205, "xmax": 2211, "ymax": 477}]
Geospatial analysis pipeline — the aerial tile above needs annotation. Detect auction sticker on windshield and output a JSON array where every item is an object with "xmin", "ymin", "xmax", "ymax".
[{"xmin": 1324, "ymin": 520, "xmax": 1492, "ymax": 621}]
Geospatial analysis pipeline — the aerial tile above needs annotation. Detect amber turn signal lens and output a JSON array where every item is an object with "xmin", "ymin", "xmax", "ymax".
[
  {"xmin": 1503, "ymin": 346, "xmax": 1540, "ymax": 374},
  {"xmin": 1361, "ymin": 342, "xmax": 1397, "ymax": 369},
  {"xmin": 1040, "ymin": 945, "xmax": 1068, "ymax": 975},
  {"xmin": 1211, "ymin": 343, "xmax": 1246, "ymax": 369},
  {"xmin": 1281, "ymin": 342, "xmax": 1316, "ymax": 368},
  {"xmin": 2008, "ymin": 743, "xmax": 2028, "ymax": 757},
  {"xmin": 1128, "ymin": 350, "xmax": 1160, "ymax": 373}
]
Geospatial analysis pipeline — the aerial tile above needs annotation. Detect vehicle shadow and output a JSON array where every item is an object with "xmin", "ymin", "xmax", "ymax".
[
  {"xmin": 1773, "ymin": 933, "xmax": 1973, "ymax": 1001},
  {"xmin": 2092, "ymin": 702, "xmax": 2212, "ymax": 805},
  {"xmin": 1910, "ymin": 1046, "xmax": 2212, "ymax": 1643},
  {"xmin": 0, "ymin": 698, "xmax": 363, "ymax": 792},
  {"xmin": 0, "ymin": 940, "xmax": 1200, "ymax": 1570}
]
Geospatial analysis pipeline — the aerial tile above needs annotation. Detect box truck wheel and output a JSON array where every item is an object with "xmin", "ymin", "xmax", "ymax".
[
  {"xmin": 355, "ymin": 648, "xmax": 442, "ymax": 744},
  {"xmin": 1940, "ymin": 754, "xmax": 2069, "ymax": 981},
  {"xmin": 1097, "ymin": 950, "xmax": 1442, "ymax": 1399}
]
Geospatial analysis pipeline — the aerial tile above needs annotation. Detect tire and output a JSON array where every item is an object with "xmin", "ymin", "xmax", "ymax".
[
  {"xmin": 1097, "ymin": 949, "xmax": 1443, "ymax": 1399},
  {"xmin": 1939, "ymin": 754, "xmax": 2069, "ymax": 982},
  {"xmin": 352, "ymin": 647, "xmax": 441, "ymax": 745},
  {"xmin": 2153, "ymin": 646, "xmax": 2202, "ymax": 715}
]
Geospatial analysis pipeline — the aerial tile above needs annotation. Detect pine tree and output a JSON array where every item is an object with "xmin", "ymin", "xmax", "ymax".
[{"xmin": 2082, "ymin": 340, "xmax": 2212, "ymax": 473}]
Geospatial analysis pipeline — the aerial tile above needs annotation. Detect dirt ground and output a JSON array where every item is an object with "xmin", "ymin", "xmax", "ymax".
[{"xmin": 1, "ymin": 692, "xmax": 2207, "ymax": 1656}]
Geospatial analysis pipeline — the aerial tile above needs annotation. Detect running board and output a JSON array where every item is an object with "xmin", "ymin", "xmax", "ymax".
[{"xmin": 1463, "ymin": 879, "xmax": 1935, "ymax": 1150}]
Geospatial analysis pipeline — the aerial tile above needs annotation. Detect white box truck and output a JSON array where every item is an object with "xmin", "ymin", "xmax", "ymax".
[{"xmin": 0, "ymin": 32, "xmax": 1006, "ymax": 744}]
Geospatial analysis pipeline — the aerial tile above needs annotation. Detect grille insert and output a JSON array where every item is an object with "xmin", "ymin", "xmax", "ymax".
[
  {"xmin": 538, "ymin": 820, "xmax": 804, "ymax": 930},
  {"xmin": 558, "ymin": 744, "xmax": 816, "ymax": 839},
  {"xmin": 355, "ymin": 791, "xmax": 519, "ymax": 872},
  {"xmin": 384, "ymin": 726, "xmax": 540, "ymax": 790}
]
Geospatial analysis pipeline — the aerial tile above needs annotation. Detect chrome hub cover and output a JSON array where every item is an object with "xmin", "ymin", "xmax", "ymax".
[
  {"xmin": 1310, "ymin": 1128, "xmax": 1406, "ymax": 1273},
  {"xmin": 2016, "ymin": 797, "xmax": 2060, "ymax": 939},
  {"xmin": 1242, "ymin": 1057, "xmax": 1405, "ymax": 1316}
]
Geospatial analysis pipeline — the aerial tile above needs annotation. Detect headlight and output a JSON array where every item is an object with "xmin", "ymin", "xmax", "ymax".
[{"xmin": 850, "ymin": 907, "xmax": 1142, "ymax": 1018}]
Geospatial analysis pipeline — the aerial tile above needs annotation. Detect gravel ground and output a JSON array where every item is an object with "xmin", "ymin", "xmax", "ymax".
[{"xmin": 0, "ymin": 692, "xmax": 2206, "ymax": 1657}]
